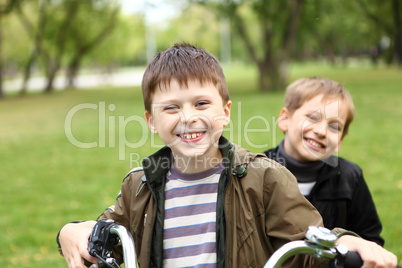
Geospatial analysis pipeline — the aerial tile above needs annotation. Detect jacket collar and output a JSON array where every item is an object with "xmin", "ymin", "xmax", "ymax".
[
  {"xmin": 141, "ymin": 136, "xmax": 235, "ymax": 188},
  {"xmin": 265, "ymin": 145, "xmax": 341, "ymax": 179}
]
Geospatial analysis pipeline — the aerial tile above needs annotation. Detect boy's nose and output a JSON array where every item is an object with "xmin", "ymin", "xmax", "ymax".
[
  {"xmin": 313, "ymin": 121, "xmax": 327, "ymax": 137},
  {"xmin": 180, "ymin": 107, "xmax": 199, "ymax": 124}
]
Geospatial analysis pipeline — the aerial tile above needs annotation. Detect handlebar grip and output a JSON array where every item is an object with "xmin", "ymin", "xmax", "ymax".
[
  {"xmin": 344, "ymin": 251, "xmax": 401, "ymax": 268},
  {"xmin": 343, "ymin": 251, "xmax": 362, "ymax": 268}
]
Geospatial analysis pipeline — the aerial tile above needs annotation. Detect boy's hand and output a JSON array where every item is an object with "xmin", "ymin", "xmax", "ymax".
[
  {"xmin": 337, "ymin": 235, "xmax": 397, "ymax": 268},
  {"xmin": 59, "ymin": 221, "xmax": 98, "ymax": 268}
]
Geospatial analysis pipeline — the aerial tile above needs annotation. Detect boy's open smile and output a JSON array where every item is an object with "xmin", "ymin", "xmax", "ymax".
[
  {"xmin": 177, "ymin": 131, "xmax": 206, "ymax": 142},
  {"xmin": 304, "ymin": 137, "xmax": 326, "ymax": 151}
]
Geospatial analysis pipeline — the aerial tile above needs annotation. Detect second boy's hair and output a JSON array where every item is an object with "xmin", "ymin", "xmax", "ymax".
[
  {"xmin": 141, "ymin": 43, "xmax": 230, "ymax": 113},
  {"xmin": 284, "ymin": 77, "xmax": 355, "ymax": 138}
]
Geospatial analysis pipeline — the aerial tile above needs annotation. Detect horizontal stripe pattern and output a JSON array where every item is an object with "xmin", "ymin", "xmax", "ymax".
[
  {"xmin": 163, "ymin": 253, "xmax": 217, "ymax": 268},
  {"xmin": 163, "ymin": 163, "xmax": 224, "ymax": 267}
]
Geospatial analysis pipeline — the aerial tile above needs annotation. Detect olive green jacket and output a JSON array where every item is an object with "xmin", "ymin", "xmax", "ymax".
[{"xmin": 99, "ymin": 137, "xmax": 327, "ymax": 267}]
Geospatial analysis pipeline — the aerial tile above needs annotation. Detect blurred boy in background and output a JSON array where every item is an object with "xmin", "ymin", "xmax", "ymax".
[{"xmin": 264, "ymin": 77, "xmax": 384, "ymax": 245}]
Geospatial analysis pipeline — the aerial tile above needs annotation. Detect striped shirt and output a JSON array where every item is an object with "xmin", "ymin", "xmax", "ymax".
[{"xmin": 163, "ymin": 162, "xmax": 224, "ymax": 268}]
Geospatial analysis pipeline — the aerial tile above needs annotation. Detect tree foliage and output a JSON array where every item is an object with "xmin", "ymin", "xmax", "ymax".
[
  {"xmin": 157, "ymin": 4, "xmax": 221, "ymax": 57},
  {"xmin": 185, "ymin": 0, "xmax": 401, "ymax": 92},
  {"xmin": 87, "ymin": 14, "xmax": 146, "ymax": 68},
  {"xmin": 192, "ymin": 0, "xmax": 305, "ymax": 92},
  {"xmin": 63, "ymin": 0, "xmax": 120, "ymax": 88},
  {"xmin": 0, "ymin": 0, "xmax": 24, "ymax": 98},
  {"xmin": 356, "ymin": 0, "xmax": 402, "ymax": 66},
  {"xmin": 1, "ymin": 0, "xmax": 400, "ymax": 97},
  {"xmin": 14, "ymin": 0, "xmax": 121, "ymax": 92}
]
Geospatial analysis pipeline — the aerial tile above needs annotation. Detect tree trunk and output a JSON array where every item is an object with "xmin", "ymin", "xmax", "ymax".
[
  {"xmin": 392, "ymin": 0, "xmax": 402, "ymax": 66},
  {"xmin": 0, "ymin": 13, "xmax": 3, "ymax": 99},
  {"xmin": 258, "ymin": 60, "xmax": 284, "ymax": 92},
  {"xmin": 44, "ymin": 59, "xmax": 60, "ymax": 93},
  {"xmin": 64, "ymin": 5, "xmax": 118, "ymax": 89},
  {"xmin": 44, "ymin": 70, "xmax": 56, "ymax": 93},
  {"xmin": 258, "ymin": 65, "xmax": 272, "ymax": 92},
  {"xmin": 19, "ymin": 50, "xmax": 37, "ymax": 95},
  {"xmin": 66, "ymin": 58, "xmax": 80, "ymax": 89}
]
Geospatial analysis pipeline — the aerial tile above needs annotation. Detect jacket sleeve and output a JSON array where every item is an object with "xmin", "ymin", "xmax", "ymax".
[
  {"xmin": 262, "ymin": 159, "xmax": 328, "ymax": 267},
  {"xmin": 346, "ymin": 168, "xmax": 384, "ymax": 246},
  {"xmin": 97, "ymin": 174, "xmax": 134, "ymax": 227},
  {"xmin": 96, "ymin": 169, "xmax": 146, "ymax": 264}
]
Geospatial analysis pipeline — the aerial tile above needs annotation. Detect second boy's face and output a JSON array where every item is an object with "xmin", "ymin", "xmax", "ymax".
[
  {"xmin": 145, "ymin": 79, "xmax": 231, "ymax": 172},
  {"xmin": 279, "ymin": 94, "xmax": 348, "ymax": 162}
]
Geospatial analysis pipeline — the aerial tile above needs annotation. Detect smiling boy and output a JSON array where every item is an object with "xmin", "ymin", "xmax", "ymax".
[
  {"xmin": 57, "ymin": 45, "xmax": 396, "ymax": 267},
  {"xmin": 264, "ymin": 77, "xmax": 384, "ymax": 245},
  {"xmin": 145, "ymin": 79, "xmax": 231, "ymax": 173}
]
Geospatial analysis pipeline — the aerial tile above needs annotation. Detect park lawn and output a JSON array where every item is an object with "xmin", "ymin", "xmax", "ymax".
[{"xmin": 1, "ymin": 63, "xmax": 401, "ymax": 267}]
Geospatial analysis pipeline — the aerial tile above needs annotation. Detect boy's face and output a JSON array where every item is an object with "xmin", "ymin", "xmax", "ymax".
[
  {"xmin": 145, "ymin": 79, "xmax": 231, "ymax": 171},
  {"xmin": 278, "ymin": 94, "xmax": 347, "ymax": 162}
]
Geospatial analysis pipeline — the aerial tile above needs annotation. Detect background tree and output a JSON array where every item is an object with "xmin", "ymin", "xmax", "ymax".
[
  {"xmin": 16, "ymin": 0, "xmax": 120, "ymax": 93},
  {"xmin": 2, "ymin": 0, "xmax": 400, "ymax": 97},
  {"xmin": 86, "ymin": 13, "xmax": 146, "ymax": 69},
  {"xmin": 64, "ymin": 0, "xmax": 120, "ymax": 88},
  {"xmin": 356, "ymin": 0, "xmax": 402, "ymax": 66},
  {"xmin": 295, "ymin": 0, "xmax": 379, "ymax": 65},
  {"xmin": 16, "ymin": 0, "xmax": 79, "ymax": 93},
  {"xmin": 0, "ymin": 0, "xmax": 23, "ymax": 98},
  {"xmin": 15, "ymin": 0, "xmax": 46, "ymax": 95},
  {"xmin": 157, "ymin": 4, "xmax": 221, "ymax": 58},
  {"xmin": 193, "ymin": 0, "xmax": 305, "ymax": 92}
]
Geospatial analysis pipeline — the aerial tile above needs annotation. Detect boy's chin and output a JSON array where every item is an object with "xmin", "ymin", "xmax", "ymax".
[{"xmin": 303, "ymin": 150, "xmax": 333, "ymax": 162}]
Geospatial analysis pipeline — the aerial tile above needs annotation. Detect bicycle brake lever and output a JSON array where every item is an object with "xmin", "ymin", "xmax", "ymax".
[{"xmin": 88, "ymin": 219, "xmax": 120, "ymax": 259}]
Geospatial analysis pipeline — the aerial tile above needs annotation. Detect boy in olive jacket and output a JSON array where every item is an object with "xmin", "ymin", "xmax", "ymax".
[{"xmin": 57, "ymin": 44, "xmax": 397, "ymax": 267}]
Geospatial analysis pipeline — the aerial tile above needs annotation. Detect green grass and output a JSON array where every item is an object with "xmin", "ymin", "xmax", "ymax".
[{"xmin": 1, "ymin": 62, "xmax": 401, "ymax": 266}]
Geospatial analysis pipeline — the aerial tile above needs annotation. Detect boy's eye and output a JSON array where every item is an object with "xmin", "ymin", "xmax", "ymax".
[
  {"xmin": 329, "ymin": 123, "xmax": 341, "ymax": 132},
  {"xmin": 164, "ymin": 105, "xmax": 179, "ymax": 111},
  {"xmin": 307, "ymin": 114, "xmax": 319, "ymax": 121},
  {"xmin": 196, "ymin": 101, "xmax": 209, "ymax": 107}
]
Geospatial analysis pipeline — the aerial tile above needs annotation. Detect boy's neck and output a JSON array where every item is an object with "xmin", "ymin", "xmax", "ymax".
[{"xmin": 277, "ymin": 140, "xmax": 324, "ymax": 182}]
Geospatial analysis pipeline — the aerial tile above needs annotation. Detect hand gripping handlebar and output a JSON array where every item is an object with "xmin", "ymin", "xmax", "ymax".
[
  {"xmin": 264, "ymin": 226, "xmax": 401, "ymax": 268},
  {"xmin": 89, "ymin": 223, "xmax": 399, "ymax": 268},
  {"xmin": 88, "ymin": 219, "xmax": 136, "ymax": 268}
]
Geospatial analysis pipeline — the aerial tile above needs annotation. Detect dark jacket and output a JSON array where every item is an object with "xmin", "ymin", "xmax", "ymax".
[
  {"xmin": 264, "ymin": 146, "xmax": 384, "ymax": 246},
  {"xmin": 98, "ymin": 137, "xmax": 329, "ymax": 267}
]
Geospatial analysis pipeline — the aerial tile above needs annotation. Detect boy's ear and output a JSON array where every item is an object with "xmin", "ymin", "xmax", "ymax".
[
  {"xmin": 145, "ymin": 110, "xmax": 158, "ymax": 134},
  {"xmin": 223, "ymin": 100, "xmax": 232, "ymax": 126},
  {"xmin": 278, "ymin": 107, "xmax": 290, "ymax": 132},
  {"xmin": 334, "ymin": 138, "xmax": 343, "ymax": 153}
]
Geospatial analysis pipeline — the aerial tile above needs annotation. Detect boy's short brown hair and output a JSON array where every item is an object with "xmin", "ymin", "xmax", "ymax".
[
  {"xmin": 284, "ymin": 77, "xmax": 355, "ymax": 138},
  {"xmin": 141, "ymin": 43, "xmax": 230, "ymax": 113}
]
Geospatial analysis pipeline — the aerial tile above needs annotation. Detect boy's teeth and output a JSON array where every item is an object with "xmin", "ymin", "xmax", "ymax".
[
  {"xmin": 308, "ymin": 139, "xmax": 322, "ymax": 148},
  {"xmin": 181, "ymin": 132, "xmax": 203, "ymax": 139}
]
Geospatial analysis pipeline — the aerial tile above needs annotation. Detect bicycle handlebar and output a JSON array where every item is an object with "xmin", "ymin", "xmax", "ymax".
[
  {"xmin": 263, "ymin": 240, "xmax": 337, "ymax": 268},
  {"xmin": 263, "ymin": 237, "xmax": 401, "ymax": 268},
  {"xmin": 335, "ymin": 251, "xmax": 401, "ymax": 268},
  {"xmin": 89, "ymin": 222, "xmax": 400, "ymax": 268},
  {"xmin": 109, "ymin": 225, "xmax": 136, "ymax": 267}
]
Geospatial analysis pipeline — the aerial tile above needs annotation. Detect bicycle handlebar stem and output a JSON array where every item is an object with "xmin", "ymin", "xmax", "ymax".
[{"xmin": 110, "ymin": 225, "xmax": 137, "ymax": 268}]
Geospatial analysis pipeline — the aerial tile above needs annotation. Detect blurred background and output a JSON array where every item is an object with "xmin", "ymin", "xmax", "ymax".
[
  {"xmin": 1, "ymin": 0, "xmax": 400, "ymax": 95},
  {"xmin": 0, "ymin": 0, "xmax": 401, "ymax": 267}
]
